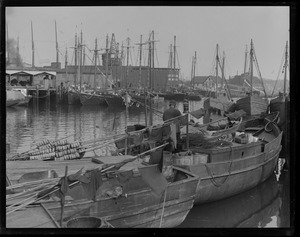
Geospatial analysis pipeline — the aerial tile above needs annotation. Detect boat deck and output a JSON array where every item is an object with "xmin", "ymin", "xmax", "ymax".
[
  {"xmin": 6, "ymin": 204, "xmax": 58, "ymax": 228},
  {"xmin": 6, "ymin": 155, "xmax": 142, "ymax": 184}
]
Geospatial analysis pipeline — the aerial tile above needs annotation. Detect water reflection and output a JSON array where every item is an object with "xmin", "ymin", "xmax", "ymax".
[
  {"xmin": 178, "ymin": 172, "xmax": 287, "ymax": 228},
  {"xmin": 5, "ymin": 99, "xmax": 290, "ymax": 228},
  {"xmin": 6, "ymin": 99, "xmax": 203, "ymax": 155}
]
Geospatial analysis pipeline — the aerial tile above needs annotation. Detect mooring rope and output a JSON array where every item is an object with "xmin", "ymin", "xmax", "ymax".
[
  {"xmin": 159, "ymin": 188, "xmax": 168, "ymax": 228},
  {"xmin": 204, "ymin": 145, "xmax": 233, "ymax": 187}
]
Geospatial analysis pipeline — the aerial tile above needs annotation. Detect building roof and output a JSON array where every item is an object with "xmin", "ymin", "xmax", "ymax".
[
  {"xmin": 192, "ymin": 75, "xmax": 222, "ymax": 84},
  {"xmin": 6, "ymin": 70, "xmax": 56, "ymax": 76}
]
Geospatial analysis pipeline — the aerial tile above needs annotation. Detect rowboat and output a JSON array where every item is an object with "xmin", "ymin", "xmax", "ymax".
[
  {"xmin": 6, "ymin": 90, "xmax": 22, "ymax": 107},
  {"xmin": 173, "ymin": 114, "xmax": 282, "ymax": 204},
  {"xmin": 6, "ymin": 155, "xmax": 199, "ymax": 228}
]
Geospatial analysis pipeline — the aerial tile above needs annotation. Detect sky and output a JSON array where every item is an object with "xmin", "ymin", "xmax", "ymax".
[{"xmin": 5, "ymin": 6, "xmax": 290, "ymax": 80}]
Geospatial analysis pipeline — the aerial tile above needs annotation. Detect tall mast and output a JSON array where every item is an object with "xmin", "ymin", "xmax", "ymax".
[
  {"xmin": 6, "ymin": 23, "xmax": 10, "ymax": 65},
  {"xmin": 115, "ymin": 42, "xmax": 119, "ymax": 87},
  {"xmin": 168, "ymin": 44, "xmax": 173, "ymax": 68},
  {"xmin": 243, "ymin": 45, "xmax": 248, "ymax": 74},
  {"xmin": 74, "ymin": 33, "xmax": 78, "ymax": 86},
  {"xmin": 249, "ymin": 39, "xmax": 254, "ymax": 95},
  {"xmin": 65, "ymin": 47, "xmax": 68, "ymax": 82},
  {"xmin": 283, "ymin": 41, "xmax": 288, "ymax": 96},
  {"xmin": 194, "ymin": 51, "xmax": 197, "ymax": 78},
  {"xmin": 17, "ymin": 37, "xmax": 20, "ymax": 67},
  {"xmin": 138, "ymin": 35, "xmax": 143, "ymax": 89},
  {"xmin": 55, "ymin": 20, "xmax": 59, "ymax": 63},
  {"xmin": 79, "ymin": 29, "xmax": 83, "ymax": 92},
  {"xmin": 193, "ymin": 51, "xmax": 197, "ymax": 88},
  {"xmin": 152, "ymin": 30, "xmax": 155, "ymax": 69},
  {"xmin": 215, "ymin": 44, "xmax": 219, "ymax": 98},
  {"xmin": 31, "ymin": 21, "xmax": 35, "ymax": 67},
  {"xmin": 120, "ymin": 43, "xmax": 124, "ymax": 88},
  {"xmin": 148, "ymin": 32, "xmax": 153, "ymax": 126},
  {"xmin": 221, "ymin": 51, "xmax": 225, "ymax": 89},
  {"xmin": 126, "ymin": 37, "xmax": 130, "ymax": 90},
  {"xmin": 150, "ymin": 31, "xmax": 155, "ymax": 89},
  {"xmin": 105, "ymin": 34, "xmax": 109, "ymax": 90},
  {"xmin": 173, "ymin": 36, "xmax": 176, "ymax": 70},
  {"xmin": 94, "ymin": 38, "xmax": 98, "ymax": 91},
  {"xmin": 82, "ymin": 44, "xmax": 85, "ymax": 67},
  {"xmin": 191, "ymin": 55, "xmax": 194, "ymax": 85}
]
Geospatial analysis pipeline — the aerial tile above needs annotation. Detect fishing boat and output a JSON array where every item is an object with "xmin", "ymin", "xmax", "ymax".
[
  {"xmin": 67, "ymin": 89, "xmax": 81, "ymax": 105},
  {"xmin": 8, "ymin": 88, "xmax": 33, "ymax": 106},
  {"xmin": 102, "ymin": 91, "xmax": 125, "ymax": 107},
  {"xmin": 202, "ymin": 45, "xmax": 234, "ymax": 123},
  {"xmin": 6, "ymin": 154, "xmax": 199, "ymax": 228},
  {"xmin": 67, "ymin": 32, "xmax": 82, "ymax": 106},
  {"xmin": 164, "ymin": 91, "xmax": 187, "ymax": 101},
  {"xmin": 173, "ymin": 112, "xmax": 282, "ymax": 204},
  {"xmin": 79, "ymin": 91, "xmax": 107, "ymax": 106},
  {"xmin": 269, "ymin": 42, "xmax": 290, "ymax": 166},
  {"xmin": 6, "ymin": 90, "xmax": 22, "ymax": 107},
  {"xmin": 188, "ymin": 52, "xmax": 202, "ymax": 101},
  {"xmin": 269, "ymin": 41, "xmax": 289, "ymax": 121},
  {"xmin": 79, "ymin": 39, "xmax": 107, "ymax": 106},
  {"xmin": 235, "ymin": 40, "xmax": 269, "ymax": 116},
  {"xmin": 187, "ymin": 92, "xmax": 201, "ymax": 101}
]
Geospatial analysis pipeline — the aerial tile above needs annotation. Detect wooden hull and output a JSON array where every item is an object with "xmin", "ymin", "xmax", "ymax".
[
  {"xmin": 187, "ymin": 94, "xmax": 201, "ymax": 101},
  {"xmin": 16, "ymin": 96, "xmax": 32, "ymax": 106},
  {"xmin": 6, "ymin": 90, "xmax": 24, "ymax": 107},
  {"xmin": 164, "ymin": 93, "xmax": 186, "ymax": 101},
  {"xmin": 270, "ymin": 96, "xmax": 285, "ymax": 113},
  {"xmin": 176, "ymin": 117, "xmax": 282, "ymax": 204},
  {"xmin": 6, "ymin": 162, "xmax": 199, "ymax": 228},
  {"xmin": 79, "ymin": 93, "xmax": 107, "ymax": 106},
  {"xmin": 130, "ymin": 94, "xmax": 152, "ymax": 105},
  {"xmin": 104, "ymin": 94, "xmax": 125, "ymax": 107},
  {"xmin": 6, "ymin": 99, "xmax": 20, "ymax": 107},
  {"xmin": 203, "ymin": 97, "xmax": 233, "ymax": 112},
  {"xmin": 67, "ymin": 91, "xmax": 81, "ymax": 105},
  {"xmin": 236, "ymin": 95, "xmax": 268, "ymax": 116}
]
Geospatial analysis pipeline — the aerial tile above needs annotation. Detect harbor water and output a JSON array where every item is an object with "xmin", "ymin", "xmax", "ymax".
[{"xmin": 5, "ymin": 98, "xmax": 291, "ymax": 228}]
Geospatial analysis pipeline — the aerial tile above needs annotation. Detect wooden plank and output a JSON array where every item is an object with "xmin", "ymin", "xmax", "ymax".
[
  {"xmin": 6, "ymin": 155, "xmax": 140, "ymax": 183},
  {"xmin": 6, "ymin": 205, "xmax": 57, "ymax": 228}
]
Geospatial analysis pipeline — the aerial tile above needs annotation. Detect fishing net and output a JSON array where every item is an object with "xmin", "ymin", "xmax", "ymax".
[{"xmin": 181, "ymin": 133, "xmax": 232, "ymax": 149}]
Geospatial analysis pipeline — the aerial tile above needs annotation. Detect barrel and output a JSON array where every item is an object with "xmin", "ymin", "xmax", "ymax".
[{"xmin": 66, "ymin": 217, "xmax": 102, "ymax": 228}]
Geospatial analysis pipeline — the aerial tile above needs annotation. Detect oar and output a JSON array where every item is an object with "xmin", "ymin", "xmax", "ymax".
[
  {"xmin": 6, "ymin": 180, "xmax": 57, "ymax": 201},
  {"xmin": 6, "ymin": 178, "xmax": 60, "ymax": 191}
]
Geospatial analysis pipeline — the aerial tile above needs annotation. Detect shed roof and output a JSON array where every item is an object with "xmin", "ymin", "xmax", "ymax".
[
  {"xmin": 6, "ymin": 70, "xmax": 56, "ymax": 76},
  {"xmin": 192, "ymin": 75, "xmax": 222, "ymax": 84}
]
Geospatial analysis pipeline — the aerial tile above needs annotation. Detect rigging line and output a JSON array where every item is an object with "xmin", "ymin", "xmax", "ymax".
[
  {"xmin": 130, "ymin": 46, "xmax": 135, "ymax": 66},
  {"xmin": 271, "ymin": 48, "xmax": 286, "ymax": 97},
  {"xmin": 252, "ymin": 46, "xmax": 267, "ymax": 97},
  {"xmin": 155, "ymin": 45, "xmax": 159, "ymax": 68}
]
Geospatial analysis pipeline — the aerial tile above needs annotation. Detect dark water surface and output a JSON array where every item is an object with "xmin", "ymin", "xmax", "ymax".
[{"xmin": 5, "ymin": 98, "xmax": 291, "ymax": 228}]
